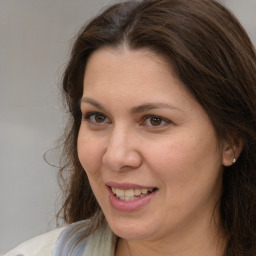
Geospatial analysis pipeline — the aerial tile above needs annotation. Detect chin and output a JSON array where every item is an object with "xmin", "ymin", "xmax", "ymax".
[{"xmin": 105, "ymin": 216, "xmax": 157, "ymax": 241}]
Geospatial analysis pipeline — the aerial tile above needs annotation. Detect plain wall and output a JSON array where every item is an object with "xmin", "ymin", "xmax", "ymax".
[{"xmin": 0, "ymin": 0, "xmax": 255, "ymax": 253}]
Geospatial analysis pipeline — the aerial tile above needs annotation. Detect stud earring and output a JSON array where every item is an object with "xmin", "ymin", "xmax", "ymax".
[{"xmin": 232, "ymin": 158, "xmax": 236, "ymax": 164}]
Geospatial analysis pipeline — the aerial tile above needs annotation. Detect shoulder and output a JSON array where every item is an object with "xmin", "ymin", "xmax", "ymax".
[
  {"xmin": 53, "ymin": 220, "xmax": 117, "ymax": 256},
  {"xmin": 3, "ymin": 221, "xmax": 116, "ymax": 256},
  {"xmin": 3, "ymin": 227, "xmax": 66, "ymax": 256},
  {"xmin": 84, "ymin": 222, "xmax": 117, "ymax": 256}
]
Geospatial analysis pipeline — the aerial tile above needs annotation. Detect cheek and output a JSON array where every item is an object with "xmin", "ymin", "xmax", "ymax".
[
  {"xmin": 147, "ymin": 138, "xmax": 223, "ymax": 226},
  {"xmin": 77, "ymin": 129, "xmax": 104, "ymax": 174},
  {"xmin": 145, "ymin": 132, "xmax": 222, "ymax": 192}
]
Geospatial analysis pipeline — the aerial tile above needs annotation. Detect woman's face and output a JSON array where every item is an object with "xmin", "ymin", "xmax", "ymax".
[{"xmin": 78, "ymin": 47, "xmax": 229, "ymax": 241}]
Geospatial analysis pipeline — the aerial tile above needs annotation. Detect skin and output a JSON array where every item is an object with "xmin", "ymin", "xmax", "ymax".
[{"xmin": 77, "ymin": 47, "xmax": 236, "ymax": 256}]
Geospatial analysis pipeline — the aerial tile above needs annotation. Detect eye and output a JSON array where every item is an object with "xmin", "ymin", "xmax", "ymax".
[
  {"xmin": 84, "ymin": 112, "xmax": 110, "ymax": 124},
  {"xmin": 143, "ymin": 115, "xmax": 170, "ymax": 127}
]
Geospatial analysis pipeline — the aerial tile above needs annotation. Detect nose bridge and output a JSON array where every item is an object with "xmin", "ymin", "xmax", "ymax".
[{"xmin": 102, "ymin": 124, "xmax": 141, "ymax": 171}]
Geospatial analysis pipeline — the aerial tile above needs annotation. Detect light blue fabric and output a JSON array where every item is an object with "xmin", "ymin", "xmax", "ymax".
[{"xmin": 51, "ymin": 220, "xmax": 89, "ymax": 256}]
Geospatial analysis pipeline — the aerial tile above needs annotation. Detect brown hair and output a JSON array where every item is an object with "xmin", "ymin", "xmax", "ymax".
[{"xmin": 58, "ymin": 0, "xmax": 256, "ymax": 255}]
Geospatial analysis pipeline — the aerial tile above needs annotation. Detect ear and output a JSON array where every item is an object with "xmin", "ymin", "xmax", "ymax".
[{"xmin": 222, "ymin": 136, "xmax": 244, "ymax": 166}]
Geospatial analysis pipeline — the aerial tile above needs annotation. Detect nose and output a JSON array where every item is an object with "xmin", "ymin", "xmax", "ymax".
[{"xmin": 102, "ymin": 127, "xmax": 142, "ymax": 171}]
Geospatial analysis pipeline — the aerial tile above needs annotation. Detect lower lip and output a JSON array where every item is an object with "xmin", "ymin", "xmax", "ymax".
[{"xmin": 107, "ymin": 187, "xmax": 157, "ymax": 212}]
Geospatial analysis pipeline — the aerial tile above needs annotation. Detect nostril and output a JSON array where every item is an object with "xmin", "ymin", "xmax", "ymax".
[{"xmin": 102, "ymin": 147, "xmax": 142, "ymax": 171}]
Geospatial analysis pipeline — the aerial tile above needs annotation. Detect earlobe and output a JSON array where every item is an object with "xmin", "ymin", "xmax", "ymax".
[{"xmin": 222, "ymin": 137, "xmax": 244, "ymax": 167}]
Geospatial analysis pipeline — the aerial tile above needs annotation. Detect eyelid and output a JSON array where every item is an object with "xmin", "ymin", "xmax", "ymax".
[
  {"xmin": 82, "ymin": 111, "xmax": 171, "ymax": 128},
  {"xmin": 142, "ymin": 115, "xmax": 171, "ymax": 127},
  {"xmin": 83, "ymin": 111, "xmax": 111, "ymax": 124}
]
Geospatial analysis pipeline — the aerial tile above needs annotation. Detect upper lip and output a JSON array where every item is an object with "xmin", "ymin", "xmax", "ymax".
[{"xmin": 106, "ymin": 182, "xmax": 157, "ymax": 190}]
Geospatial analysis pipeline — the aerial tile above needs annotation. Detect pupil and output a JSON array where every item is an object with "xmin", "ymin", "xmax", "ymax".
[
  {"xmin": 95, "ymin": 114, "xmax": 105, "ymax": 123},
  {"xmin": 150, "ymin": 117, "xmax": 161, "ymax": 126}
]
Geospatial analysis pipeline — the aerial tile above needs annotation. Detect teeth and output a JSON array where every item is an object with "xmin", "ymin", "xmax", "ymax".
[
  {"xmin": 134, "ymin": 189, "xmax": 141, "ymax": 196},
  {"xmin": 142, "ymin": 189, "xmax": 148, "ymax": 194},
  {"xmin": 124, "ymin": 189, "xmax": 134, "ymax": 197},
  {"xmin": 115, "ymin": 188, "xmax": 124, "ymax": 197},
  {"xmin": 111, "ymin": 187, "xmax": 154, "ymax": 201},
  {"xmin": 111, "ymin": 187, "xmax": 116, "ymax": 194}
]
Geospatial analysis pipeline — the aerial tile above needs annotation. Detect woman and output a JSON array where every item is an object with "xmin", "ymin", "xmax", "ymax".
[{"xmin": 5, "ymin": 0, "xmax": 256, "ymax": 255}]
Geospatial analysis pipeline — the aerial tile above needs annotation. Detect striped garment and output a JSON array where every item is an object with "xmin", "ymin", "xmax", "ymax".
[{"xmin": 3, "ymin": 220, "xmax": 116, "ymax": 256}]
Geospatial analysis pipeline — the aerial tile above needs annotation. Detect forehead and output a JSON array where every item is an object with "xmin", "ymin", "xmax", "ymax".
[
  {"xmin": 83, "ymin": 47, "xmax": 181, "ymax": 93},
  {"xmin": 82, "ymin": 47, "xmax": 203, "ymax": 114},
  {"xmin": 85, "ymin": 46, "xmax": 170, "ymax": 73}
]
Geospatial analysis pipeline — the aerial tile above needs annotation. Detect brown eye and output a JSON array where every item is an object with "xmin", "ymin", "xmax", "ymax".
[
  {"xmin": 95, "ymin": 113, "xmax": 106, "ymax": 123},
  {"xmin": 143, "ymin": 115, "xmax": 170, "ymax": 128},
  {"xmin": 150, "ymin": 117, "xmax": 162, "ymax": 126},
  {"xmin": 84, "ymin": 112, "xmax": 110, "ymax": 124}
]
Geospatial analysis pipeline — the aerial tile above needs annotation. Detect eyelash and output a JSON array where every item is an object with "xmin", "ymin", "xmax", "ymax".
[
  {"xmin": 82, "ymin": 112, "xmax": 171, "ymax": 128},
  {"xmin": 142, "ymin": 115, "xmax": 171, "ymax": 127},
  {"xmin": 83, "ymin": 112, "xmax": 110, "ymax": 125}
]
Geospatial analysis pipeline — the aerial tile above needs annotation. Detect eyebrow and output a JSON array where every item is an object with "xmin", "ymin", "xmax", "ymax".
[
  {"xmin": 80, "ymin": 97, "xmax": 181, "ymax": 113},
  {"xmin": 131, "ymin": 103, "xmax": 180, "ymax": 113},
  {"xmin": 80, "ymin": 98, "xmax": 105, "ymax": 110}
]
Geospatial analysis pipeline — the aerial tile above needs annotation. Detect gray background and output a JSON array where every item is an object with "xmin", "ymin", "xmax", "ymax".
[{"xmin": 0, "ymin": 0, "xmax": 255, "ymax": 253}]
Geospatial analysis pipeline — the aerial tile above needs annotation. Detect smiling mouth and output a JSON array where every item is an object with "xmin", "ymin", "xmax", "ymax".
[{"xmin": 110, "ymin": 187, "xmax": 157, "ymax": 201}]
